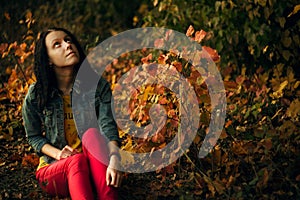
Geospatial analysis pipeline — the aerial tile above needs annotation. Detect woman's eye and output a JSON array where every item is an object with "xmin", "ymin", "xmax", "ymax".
[
  {"xmin": 65, "ymin": 38, "xmax": 72, "ymax": 43},
  {"xmin": 54, "ymin": 42, "xmax": 60, "ymax": 47}
]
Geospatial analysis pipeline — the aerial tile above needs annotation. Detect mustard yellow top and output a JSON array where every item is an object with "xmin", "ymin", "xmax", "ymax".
[{"xmin": 37, "ymin": 95, "xmax": 81, "ymax": 170}]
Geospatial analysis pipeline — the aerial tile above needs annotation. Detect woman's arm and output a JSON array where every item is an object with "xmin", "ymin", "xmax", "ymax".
[
  {"xmin": 106, "ymin": 140, "xmax": 122, "ymax": 187},
  {"xmin": 41, "ymin": 143, "xmax": 78, "ymax": 160},
  {"xmin": 23, "ymin": 84, "xmax": 77, "ymax": 160},
  {"xmin": 96, "ymin": 78, "xmax": 122, "ymax": 187},
  {"xmin": 22, "ymin": 84, "xmax": 49, "ymax": 155},
  {"xmin": 96, "ymin": 78, "xmax": 120, "ymax": 143}
]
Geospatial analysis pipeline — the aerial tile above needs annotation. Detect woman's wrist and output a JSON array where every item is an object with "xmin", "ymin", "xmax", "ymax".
[{"xmin": 109, "ymin": 151, "xmax": 121, "ymax": 161}]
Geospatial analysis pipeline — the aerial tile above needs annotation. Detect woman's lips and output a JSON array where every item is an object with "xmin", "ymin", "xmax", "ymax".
[{"xmin": 66, "ymin": 51, "xmax": 75, "ymax": 57}]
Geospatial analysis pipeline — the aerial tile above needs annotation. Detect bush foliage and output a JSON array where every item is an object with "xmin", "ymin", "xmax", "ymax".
[{"xmin": 142, "ymin": 0, "xmax": 300, "ymax": 75}]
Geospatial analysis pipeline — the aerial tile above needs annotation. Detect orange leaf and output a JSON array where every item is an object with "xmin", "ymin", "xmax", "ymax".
[
  {"xmin": 224, "ymin": 81, "xmax": 237, "ymax": 91},
  {"xmin": 4, "ymin": 12, "xmax": 10, "ymax": 20},
  {"xmin": 186, "ymin": 25, "xmax": 194, "ymax": 37},
  {"xmin": 225, "ymin": 120, "xmax": 233, "ymax": 128},
  {"xmin": 220, "ymin": 129, "xmax": 228, "ymax": 139},
  {"xmin": 261, "ymin": 138, "xmax": 272, "ymax": 150},
  {"xmin": 164, "ymin": 29, "xmax": 173, "ymax": 41},
  {"xmin": 15, "ymin": 46, "xmax": 25, "ymax": 57},
  {"xmin": 154, "ymin": 38, "xmax": 164, "ymax": 48},
  {"xmin": 202, "ymin": 46, "xmax": 220, "ymax": 62},
  {"xmin": 235, "ymin": 75, "xmax": 245, "ymax": 85},
  {"xmin": 172, "ymin": 61, "xmax": 182, "ymax": 72},
  {"xmin": 167, "ymin": 109, "xmax": 176, "ymax": 118},
  {"xmin": 25, "ymin": 11, "xmax": 32, "ymax": 21},
  {"xmin": 0, "ymin": 43, "xmax": 8, "ymax": 54},
  {"xmin": 194, "ymin": 135, "xmax": 201, "ymax": 144},
  {"xmin": 157, "ymin": 54, "xmax": 168, "ymax": 64},
  {"xmin": 159, "ymin": 97, "xmax": 168, "ymax": 104},
  {"xmin": 296, "ymin": 174, "xmax": 300, "ymax": 181},
  {"xmin": 8, "ymin": 41, "xmax": 17, "ymax": 52},
  {"xmin": 195, "ymin": 30, "xmax": 207, "ymax": 43},
  {"xmin": 20, "ymin": 43, "xmax": 27, "ymax": 51},
  {"xmin": 141, "ymin": 53, "xmax": 153, "ymax": 64}
]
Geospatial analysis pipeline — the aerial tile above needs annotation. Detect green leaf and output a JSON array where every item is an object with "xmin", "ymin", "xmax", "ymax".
[{"xmin": 249, "ymin": 176, "xmax": 259, "ymax": 185}]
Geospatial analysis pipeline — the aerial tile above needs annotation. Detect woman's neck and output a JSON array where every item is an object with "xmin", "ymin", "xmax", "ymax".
[{"xmin": 54, "ymin": 67, "xmax": 74, "ymax": 95}]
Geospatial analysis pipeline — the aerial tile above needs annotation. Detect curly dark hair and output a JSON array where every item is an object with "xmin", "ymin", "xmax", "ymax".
[{"xmin": 33, "ymin": 27, "xmax": 86, "ymax": 109}]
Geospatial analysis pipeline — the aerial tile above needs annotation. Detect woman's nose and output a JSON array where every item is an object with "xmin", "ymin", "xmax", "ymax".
[{"xmin": 63, "ymin": 41, "xmax": 72, "ymax": 49}]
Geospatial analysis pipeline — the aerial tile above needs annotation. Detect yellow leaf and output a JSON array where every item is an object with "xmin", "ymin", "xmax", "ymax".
[
  {"xmin": 8, "ymin": 126, "xmax": 13, "ymax": 135},
  {"xmin": 288, "ymin": 4, "xmax": 300, "ymax": 17},
  {"xmin": 278, "ymin": 80, "xmax": 288, "ymax": 91},
  {"xmin": 143, "ymin": 85, "xmax": 153, "ymax": 101},
  {"xmin": 271, "ymin": 80, "xmax": 288, "ymax": 98},
  {"xmin": 286, "ymin": 99, "xmax": 300, "ymax": 118},
  {"xmin": 282, "ymin": 50, "xmax": 292, "ymax": 61},
  {"xmin": 287, "ymin": 67, "xmax": 295, "ymax": 84},
  {"xmin": 274, "ymin": 63, "xmax": 284, "ymax": 78},
  {"xmin": 277, "ymin": 17, "xmax": 286, "ymax": 28},
  {"xmin": 203, "ymin": 175, "xmax": 215, "ymax": 196},
  {"xmin": 257, "ymin": 0, "xmax": 267, "ymax": 7},
  {"xmin": 264, "ymin": 7, "xmax": 272, "ymax": 19},
  {"xmin": 0, "ymin": 161, "xmax": 6, "ymax": 167},
  {"xmin": 294, "ymin": 81, "xmax": 300, "ymax": 89},
  {"xmin": 214, "ymin": 178, "xmax": 225, "ymax": 194},
  {"xmin": 121, "ymin": 136, "xmax": 135, "ymax": 152},
  {"xmin": 1, "ymin": 127, "xmax": 13, "ymax": 141},
  {"xmin": 293, "ymin": 34, "xmax": 300, "ymax": 45},
  {"xmin": 281, "ymin": 35, "xmax": 292, "ymax": 48}
]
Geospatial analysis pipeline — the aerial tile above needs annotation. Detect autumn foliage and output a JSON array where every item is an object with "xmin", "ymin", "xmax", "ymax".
[{"xmin": 1, "ymin": 4, "xmax": 300, "ymax": 200}]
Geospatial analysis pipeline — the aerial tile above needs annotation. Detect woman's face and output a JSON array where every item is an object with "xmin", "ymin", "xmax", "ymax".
[{"xmin": 45, "ymin": 31, "xmax": 80, "ymax": 68}]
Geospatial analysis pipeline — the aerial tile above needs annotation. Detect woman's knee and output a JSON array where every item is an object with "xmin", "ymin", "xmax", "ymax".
[
  {"xmin": 84, "ymin": 128, "xmax": 100, "ymax": 137},
  {"xmin": 68, "ymin": 153, "xmax": 89, "ymax": 173}
]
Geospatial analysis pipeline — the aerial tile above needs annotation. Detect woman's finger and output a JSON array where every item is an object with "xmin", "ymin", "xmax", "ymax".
[
  {"xmin": 114, "ymin": 172, "xmax": 118, "ymax": 187},
  {"xmin": 106, "ymin": 168, "xmax": 111, "ymax": 186},
  {"xmin": 110, "ymin": 170, "xmax": 116, "ymax": 186},
  {"xmin": 63, "ymin": 145, "xmax": 74, "ymax": 152}
]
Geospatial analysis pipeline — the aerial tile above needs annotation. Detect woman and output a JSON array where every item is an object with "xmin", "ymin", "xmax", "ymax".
[{"xmin": 22, "ymin": 27, "xmax": 122, "ymax": 199}]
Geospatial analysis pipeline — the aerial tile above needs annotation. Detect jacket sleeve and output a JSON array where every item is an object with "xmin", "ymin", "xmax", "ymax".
[
  {"xmin": 22, "ymin": 84, "xmax": 49, "ymax": 155},
  {"xmin": 96, "ymin": 78, "xmax": 121, "ymax": 143}
]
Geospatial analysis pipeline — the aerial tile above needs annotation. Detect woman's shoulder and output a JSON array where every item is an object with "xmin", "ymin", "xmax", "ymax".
[
  {"xmin": 24, "ymin": 82, "xmax": 38, "ymax": 101},
  {"xmin": 22, "ymin": 82, "xmax": 41, "ymax": 112}
]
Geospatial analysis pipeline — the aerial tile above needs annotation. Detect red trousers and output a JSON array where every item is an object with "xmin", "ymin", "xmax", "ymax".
[{"xmin": 35, "ymin": 128, "xmax": 118, "ymax": 200}]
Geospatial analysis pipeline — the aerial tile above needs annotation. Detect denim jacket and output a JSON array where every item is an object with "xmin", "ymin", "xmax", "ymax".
[{"xmin": 22, "ymin": 77, "xmax": 120, "ymax": 164}]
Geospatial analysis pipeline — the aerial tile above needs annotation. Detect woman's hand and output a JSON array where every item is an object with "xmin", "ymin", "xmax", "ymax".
[
  {"xmin": 56, "ymin": 145, "xmax": 78, "ymax": 160},
  {"xmin": 106, "ymin": 155, "xmax": 122, "ymax": 187}
]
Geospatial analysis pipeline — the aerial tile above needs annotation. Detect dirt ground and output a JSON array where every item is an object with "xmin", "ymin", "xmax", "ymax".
[{"xmin": 0, "ymin": 130, "xmax": 181, "ymax": 200}]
